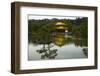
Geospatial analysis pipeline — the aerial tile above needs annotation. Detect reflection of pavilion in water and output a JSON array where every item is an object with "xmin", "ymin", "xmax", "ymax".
[{"xmin": 53, "ymin": 33, "xmax": 65, "ymax": 47}]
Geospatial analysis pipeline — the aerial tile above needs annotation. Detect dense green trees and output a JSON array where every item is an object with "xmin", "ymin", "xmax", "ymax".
[
  {"xmin": 70, "ymin": 18, "xmax": 88, "ymax": 38},
  {"xmin": 28, "ymin": 17, "xmax": 88, "ymax": 39}
]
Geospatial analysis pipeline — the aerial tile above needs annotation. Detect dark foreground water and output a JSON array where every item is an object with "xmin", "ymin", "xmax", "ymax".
[{"xmin": 28, "ymin": 33, "xmax": 88, "ymax": 60}]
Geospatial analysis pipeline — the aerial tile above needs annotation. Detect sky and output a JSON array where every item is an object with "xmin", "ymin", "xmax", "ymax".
[{"xmin": 28, "ymin": 14, "xmax": 83, "ymax": 20}]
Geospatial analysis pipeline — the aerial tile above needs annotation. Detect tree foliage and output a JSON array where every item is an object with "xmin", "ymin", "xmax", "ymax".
[{"xmin": 28, "ymin": 17, "xmax": 88, "ymax": 38}]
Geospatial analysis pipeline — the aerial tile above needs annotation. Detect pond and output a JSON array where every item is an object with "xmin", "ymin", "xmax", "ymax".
[{"xmin": 28, "ymin": 32, "xmax": 88, "ymax": 60}]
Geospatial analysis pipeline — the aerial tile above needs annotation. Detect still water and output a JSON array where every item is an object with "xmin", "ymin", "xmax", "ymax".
[{"xmin": 28, "ymin": 33, "xmax": 88, "ymax": 60}]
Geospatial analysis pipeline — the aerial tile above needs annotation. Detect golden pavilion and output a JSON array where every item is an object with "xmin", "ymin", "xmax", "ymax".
[{"xmin": 55, "ymin": 22, "xmax": 65, "ymax": 32}]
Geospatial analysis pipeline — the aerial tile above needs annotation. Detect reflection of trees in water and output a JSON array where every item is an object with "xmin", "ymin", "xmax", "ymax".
[
  {"xmin": 28, "ymin": 32, "xmax": 52, "ymax": 46},
  {"xmin": 29, "ymin": 32, "xmax": 88, "ymax": 59},
  {"xmin": 70, "ymin": 37, "xmax": 88, "ymax": 47},
  {"xmin": 82, "ymin": 48, "xmax": 88, "ymax": 57},
  {"xmin": 53, "ymin": 33, "xmax": 88, "ymax": 47}
]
